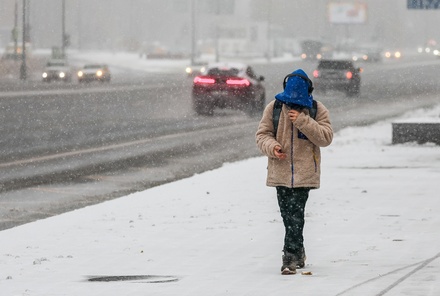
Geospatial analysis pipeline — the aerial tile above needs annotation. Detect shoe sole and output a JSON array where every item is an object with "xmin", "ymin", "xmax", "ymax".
[{"xmin": 281, "ymin": 268, "xmax": 296, "ymax": 275}]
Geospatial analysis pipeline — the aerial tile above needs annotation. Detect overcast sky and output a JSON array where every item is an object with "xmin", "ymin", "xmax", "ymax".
[{"xmin": 1, "ymin": 0, "xmax": 439, "ymax": 54}]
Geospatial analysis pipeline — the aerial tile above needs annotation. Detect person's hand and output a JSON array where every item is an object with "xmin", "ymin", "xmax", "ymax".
[
  {"xmin": 274, "ymin": 145, "xmax": 287, "ymax": 159},
  {"xmin": 288, "ymin": 109, "xmax": 300, "ymax": 122}
]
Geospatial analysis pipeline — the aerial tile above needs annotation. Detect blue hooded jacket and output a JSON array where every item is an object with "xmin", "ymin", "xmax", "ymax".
[{"xmin": 275, "ymin": 69, "xmax": 313, "ymax": 109}]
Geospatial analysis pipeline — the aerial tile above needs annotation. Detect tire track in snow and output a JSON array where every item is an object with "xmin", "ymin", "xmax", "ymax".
[{"xmin": 335, "ymin": 252, "xmax": 440, "ymax": 296}]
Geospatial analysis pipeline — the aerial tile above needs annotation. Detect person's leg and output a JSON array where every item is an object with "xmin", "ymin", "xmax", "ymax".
[{"xmin": 276, "ymin": 186, "xmax": 309, "ymax": 272}]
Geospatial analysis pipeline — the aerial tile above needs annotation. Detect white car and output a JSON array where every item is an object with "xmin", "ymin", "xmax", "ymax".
[
  {"xmin": 185, "ymin": 61, "xmax": 207, "ymax": 77},
  {"xmin": 77, "ymin": 64, "xmax": 111, "ymax": 83},
  {"xmin": 42, "ymin": 59, "xmax": 72, "ymax": 83}
]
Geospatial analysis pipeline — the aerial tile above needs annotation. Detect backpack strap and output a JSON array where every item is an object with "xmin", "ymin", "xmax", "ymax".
[
  {"xmin": 310, "ymin": 100, "xmax": 318, "ymax": 120},
  {"xmin": 272, "ymin": 100, "xmax": 283, "ymax": 137},
  {"xmin": 272, "ymin": 99, "xmax": 318, "ymax": 137}
]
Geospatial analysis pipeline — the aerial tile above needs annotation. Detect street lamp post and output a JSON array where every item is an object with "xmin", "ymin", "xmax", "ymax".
[
  {"xmin": 215, "ymin": 0, "xmax": 220, "ymax": 62},
  {"xmin": 14, "ymin": 0, "xmax": 18, "ymax": 59},
  {"xmin": 20, "ymin": 0, "xmax": 27, "ymax": 81},
  {"xmin": 62, "ymin": 0, "xmax": 66, "ymax": 58},
  {"xmin": 266, "ymin": 0, "xmax": 272, "ymax": 61},
  {"xmin": 190, "ymin": 0, "xmax": 196, "ymax": 66}
]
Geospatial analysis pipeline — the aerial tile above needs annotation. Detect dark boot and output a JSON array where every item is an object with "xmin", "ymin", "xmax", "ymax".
[
  {"xmin": 281, "ymin": 251, "xmax": 297, "ymax": 275},
  {"xmin": 296, "ymin": 247, "xmax": 307, "ymax": 269}
]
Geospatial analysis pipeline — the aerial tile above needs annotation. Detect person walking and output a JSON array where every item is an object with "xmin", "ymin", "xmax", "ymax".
[{"xmin": 255, "ymin": 69, "xmax": 333, "ymax": 275}]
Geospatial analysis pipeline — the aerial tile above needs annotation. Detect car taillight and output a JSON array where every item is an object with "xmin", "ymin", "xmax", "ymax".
[
  {"xmin": 194, "ymin": 76, "xmax": 215, "ymax": 84},
  {"xmin": 226, "ymin": 78, "xmax": 250, "ymax": 86},
  {"xmin": 313, "ymin": 70, "xmax": 319, "ymax": 78},
  {"xmin": 346, "ymin": 71, "xmax": 353, "ymax": 79}
]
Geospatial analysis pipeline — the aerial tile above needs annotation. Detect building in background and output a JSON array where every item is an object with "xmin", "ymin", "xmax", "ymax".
[{"xmin": 0, "ymin": 0, "xmax": 439, "ymax": 58}]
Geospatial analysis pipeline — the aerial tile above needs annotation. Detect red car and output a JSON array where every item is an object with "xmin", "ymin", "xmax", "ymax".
[{"xmin": 192, "ymin": 62, "xmax": 265, "ymax": 116}]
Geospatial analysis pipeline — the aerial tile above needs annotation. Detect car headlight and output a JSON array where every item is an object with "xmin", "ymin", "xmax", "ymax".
[
  {"xmin": 59, "ymin": 72, "xmax": 65, "ymax": 78},
  {"xmin": 96, "ymin": 70, "xmax": 103, "ymax": 77},
  {"xmin": 42, "ymin": 72, "xmax": 48, "ymax": 78},
  {"xmin": 394, "ymin": 51, "xmax": 401, "ymax": 58},
  {"xmin": 77, "ymin": 71, "xmax": 83, "ymax": 77},
  {"xmin": 185, "ymin": 67, "xmax": 192, "ymax": 74}
]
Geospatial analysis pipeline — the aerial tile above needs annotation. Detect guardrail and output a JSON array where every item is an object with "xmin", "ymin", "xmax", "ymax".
[{"xmin": 392, "ymin": 122, "xmax": 440, "ymax": 145}]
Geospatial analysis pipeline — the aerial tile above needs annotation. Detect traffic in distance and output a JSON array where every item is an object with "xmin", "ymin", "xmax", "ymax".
[{"xmin": 42, "ymin": 61, "xmax": 111, "ymax": 84}]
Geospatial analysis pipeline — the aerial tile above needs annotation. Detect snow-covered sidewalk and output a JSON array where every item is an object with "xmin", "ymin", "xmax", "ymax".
[{"xmin": 1, "ymin": 105, "xmax": 439, "ymax": 296}]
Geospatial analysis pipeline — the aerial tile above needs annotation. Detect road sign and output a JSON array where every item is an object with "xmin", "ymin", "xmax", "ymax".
[{"xmin": 408, "ymin": 0, "xmax": 440, "ymax": 9}]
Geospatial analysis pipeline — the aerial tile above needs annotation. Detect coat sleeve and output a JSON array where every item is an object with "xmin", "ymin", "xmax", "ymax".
[
  {"xmin": 255, "ymin": 101, "xmax": 280, "ymax": 158},
  {"xmin": 293, "ymin": 101, "xmax": 333, "ymax": 147}
]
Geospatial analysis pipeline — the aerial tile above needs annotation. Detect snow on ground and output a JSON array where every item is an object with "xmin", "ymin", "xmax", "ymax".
[
  {"xmin": 71, "ymin": 50, "xmax": 190, "ymax": 73},
  {"xmin": 0, "ymin": 99, "xmax": 439, "ymax": 295},
  {"xmin": 63, "ymin": 50, "xmax": 298, "ymax": 74}
]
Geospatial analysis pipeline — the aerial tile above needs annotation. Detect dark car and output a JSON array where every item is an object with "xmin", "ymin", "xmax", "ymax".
[
  {"xmin": 77, "ymin": 64, "xmax": 111, "ymax": 83},
  {"xmin": 300, "ymin": 40, "xmax": 324, "ymax": 61},
  {"xmin": 192, "ymin": 62, "xmax": 265, "ymax": 116},
  {"xmin": 312, "ymin": 60, "xmax": 362, "ymax": 97},
  {"xmin": 42, "ymin": 59, "xmax": 72, "ymax": 83}
]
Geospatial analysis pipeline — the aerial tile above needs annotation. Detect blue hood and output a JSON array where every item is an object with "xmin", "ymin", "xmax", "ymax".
[{"xmin": 275, "ymin": 69, "xmax": 313, "ymax": 109}]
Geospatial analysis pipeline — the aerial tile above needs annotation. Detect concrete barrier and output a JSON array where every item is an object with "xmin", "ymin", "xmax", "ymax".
[{"xmin": 392, "ymin": 122, "xmax": 440, "ymax": 145}]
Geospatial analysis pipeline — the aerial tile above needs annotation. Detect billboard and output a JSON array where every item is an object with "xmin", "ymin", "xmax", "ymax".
[
  {"xmin": 328, "ymin": 3, "xmax": 367, "ymax": 24},
  {"xmin": 407, "ymin": 0, "xmax": 440, "ymax": 9}
]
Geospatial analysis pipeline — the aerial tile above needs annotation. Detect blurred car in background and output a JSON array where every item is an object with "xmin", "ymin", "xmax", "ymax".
[
  {"xmin": 2, "ymin": 42, "xmax": 32, "ymax": 60},
  {"xmin": 185, "ymin": 61, "xmax": 207, "ymax": 77},
  {"xmin": 417, "ymin": 38, "xmax": 437, "ymax": 55},
  {"xmin": 349, "ymin": 50, "xmax": 369, "ymax": 62},
  {"xmin": 351, "ymin": 46, "xmax": 382, "ymax": 62},
  {"xmin": 417, "ymin": 46, "xmax": 440, "ymax": 58},
  {"xmin": 139, "ymin": 41, "xmax": 187, "ymax": 59},
  {"xmin": 300, "ymin": 39, "xmax": 324, "ymax": 61},
  {"xmin": 192, "ymin": 62, "xmax": 265, "ymax": 116},
  {"xmin": 77, "ymin": 64, "xmax": 111, "ymax": 83},
  {"xmin": 313, "ymin": 59, "xmax": 362, "ymax": 97},
  {"xmin": 42, "ymin": 59, "xmax": 72, "ymax": 83},
  {"xmin": 384, "ymin": 49, "xmax": 402, "ymax": 60}
]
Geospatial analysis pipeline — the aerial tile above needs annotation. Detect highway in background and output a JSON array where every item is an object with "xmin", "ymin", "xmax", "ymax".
[{"xmin": 1, "ymin": 55, "xmax": 439, "ymax": 229}]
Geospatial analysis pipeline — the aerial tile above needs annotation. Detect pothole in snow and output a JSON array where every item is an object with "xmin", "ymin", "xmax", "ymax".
[{"xmin": 86, "ymin": 275, "xmax": 179, "ymax": 283}]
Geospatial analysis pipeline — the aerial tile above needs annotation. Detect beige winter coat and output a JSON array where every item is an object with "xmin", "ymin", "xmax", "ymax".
[{"xmin": 256, "ymin": 100, "xmax": 333, "ymax": 189}]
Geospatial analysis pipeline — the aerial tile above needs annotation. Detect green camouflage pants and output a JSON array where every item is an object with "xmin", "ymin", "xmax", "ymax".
[{"xmin": 276, "ymin": 186, "xmax": 310, "ymax": 255}]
